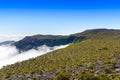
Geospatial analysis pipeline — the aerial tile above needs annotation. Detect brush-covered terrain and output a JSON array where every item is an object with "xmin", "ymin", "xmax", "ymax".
[{"xmin": 1, "ymin": 29, "xmax": 120, "ymax": 80}]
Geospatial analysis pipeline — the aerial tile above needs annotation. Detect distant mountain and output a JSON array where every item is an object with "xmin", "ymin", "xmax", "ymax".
[
  {"xmin": 14, "ymin": 35, "xmax": 85, "ymax": 52},
  {"xmin": 14, "ymin": 28, "xmax": 120, "ymax": 52},
  {"xmin": 2, "ymin": 29, "xmax": 120, "ymax": 79},
  {"xmin": 72, "ymin": 28, "xmax": 120, "ymax": 37},
  {"xmin": 0, "ymin": 41, "xmax": 15, "ymax": 46}
]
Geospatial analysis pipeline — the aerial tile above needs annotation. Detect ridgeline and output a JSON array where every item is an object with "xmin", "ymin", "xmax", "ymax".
[{"xmin": 1, "ymin": 29, "xmax": 120, "ymax": 80}]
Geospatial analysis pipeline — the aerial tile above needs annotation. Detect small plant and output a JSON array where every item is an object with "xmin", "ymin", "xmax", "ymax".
[{"xmin": 55, "ymin": 72, "xmax": 70, "ymax": 80}]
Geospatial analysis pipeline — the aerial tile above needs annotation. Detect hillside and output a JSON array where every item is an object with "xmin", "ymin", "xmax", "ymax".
[
  {"xmin": 14, "ymin": 29, "xmax": 120, "ymax": 52},
  {"xmin": 14, "ymin": 35, "xmax": 85, "ymax": 52},
  {"xmin": 1, "ymin": 29, "xmax": 120, "ymax": 80}
]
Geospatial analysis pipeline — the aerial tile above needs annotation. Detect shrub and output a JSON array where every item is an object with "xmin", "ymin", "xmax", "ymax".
[{"xmin": 55, "ymin": 72, "xmax": 70, "ymax": 80}]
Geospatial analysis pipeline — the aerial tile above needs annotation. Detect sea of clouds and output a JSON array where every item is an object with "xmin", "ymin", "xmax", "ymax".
[
  {"xmin": 0, "ymin": 36, "xmax": 69, "ymax": 68},
  {"xmin": 0, "ymin": 35, "xmax": 24, "ymax": 42}
]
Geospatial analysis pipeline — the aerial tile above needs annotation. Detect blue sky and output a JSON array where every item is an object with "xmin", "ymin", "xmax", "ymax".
[{"xmin": 0, "ymin": 0, "xmax": 120, "ymax": 35}]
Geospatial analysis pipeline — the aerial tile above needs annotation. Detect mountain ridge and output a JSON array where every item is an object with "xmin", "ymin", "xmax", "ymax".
[
  {"xmin": 0, "ymin": 41, "xmax": 15, "ymax": 46},
  {"xmin": 1, "ymin": 29, "xmax": 120, "ymax": 79},
  {"xmin": 14, "ymin": 28, "xmax": 120, "ymax": 52}
]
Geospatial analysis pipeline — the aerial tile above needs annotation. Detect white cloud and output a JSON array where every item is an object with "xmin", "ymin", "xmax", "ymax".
[
  {"xmin": 0, "ymin": 44, "xmax": 69, "ymax": 68},
  {"xmin": 0, "ymin": 35, "xmax": 25, "ymax": 42}
]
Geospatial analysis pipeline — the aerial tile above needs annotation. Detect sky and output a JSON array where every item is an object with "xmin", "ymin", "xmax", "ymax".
[{"xmin": 0, "ymin": 0, "xmax": 120, "ymax": 36}]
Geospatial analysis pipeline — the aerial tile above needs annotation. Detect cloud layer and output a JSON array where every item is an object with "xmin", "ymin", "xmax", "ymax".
[
  {"xmin": 0, "ymin": 35, "xmax": 24, "ymax": 42},
  {"xmin": 0, "ymin": 44, "xmax": 69, "ymax": 68}
]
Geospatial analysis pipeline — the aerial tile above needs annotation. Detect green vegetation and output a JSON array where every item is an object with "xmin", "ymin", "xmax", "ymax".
[
  {"xmin": 55, "ymin": 72, "xmax": 70, "ymax": 80},
  {"xmin": 1, "ymin": 29, "xmax": 120, "ymax": 80}
]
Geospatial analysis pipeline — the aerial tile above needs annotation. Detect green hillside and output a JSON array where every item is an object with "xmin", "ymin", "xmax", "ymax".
[{"xmin": 1, "ymin": 29, "xmax": 120, "ymax": 80}]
